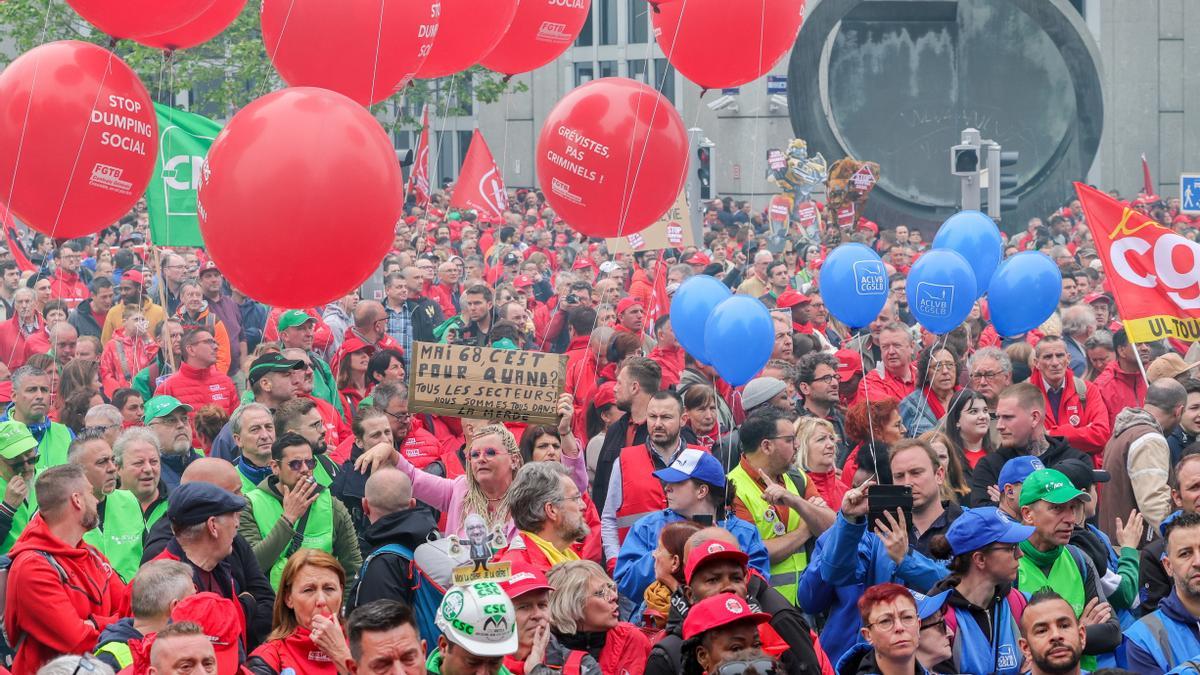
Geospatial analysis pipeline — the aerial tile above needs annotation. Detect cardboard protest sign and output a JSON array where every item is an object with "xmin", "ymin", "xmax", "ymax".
[
  {"xmin": 408, "ymin": 342, "xmax": 567, "ymax": 424},
  {"xmin": 605, "ymin": 191, "xmax": 696, "ymax": 254}
]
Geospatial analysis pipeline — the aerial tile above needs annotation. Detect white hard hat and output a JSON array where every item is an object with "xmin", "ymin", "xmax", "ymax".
[{"xmin": 435, "ymin": 581, "xmax": 519, "ymax": 658}]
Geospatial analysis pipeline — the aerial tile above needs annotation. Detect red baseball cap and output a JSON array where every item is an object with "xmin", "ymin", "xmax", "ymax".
[
  {"xmin": 573, "ymin": 257, "xmax": 595, "ymax": 270},
  {"xmin": 123, "ymin": 270, "xmax": 145, "ymax": 286},
  {"xmin": 775, "ymin": 290, "xmax": 811, "ymax": 309},
  {"xmin": 1083, "ymin": 292, "xmax": 1113, "ymax": 305},
  {"xmin": 500, "ymin": 563, "xmax": 554, "ymax": 599},
  {"xmin": 593, "ymin": 381, "xmax": 617, "ymax": 408},
  {"xmin": 199, "ymin": 261, "xmax": 221, "ymax": 277},
  {"xmin": 513, "ymin": 275, "xmax": 534, "ymax": 289},
  {"xmin": 834, "ymin": 349, "xmax": 863, "ymax": 381},
  {"xmin": 687, "ymin": 252, "xmax": 711, "ymax": 266},
  {"xmin": 684, "ymin": 539, "xmax": 749, "ymax": 584},
  {"xmin": 170, "ymin": 592, "xmax": 243, "ymax": 675},
  {"xmin": 682, "ymin": 593, "xmax": 771, "ymax": 640},
  {"xmin": 615, "ymin": 297, "xmax": 643, "ymax": 316}
]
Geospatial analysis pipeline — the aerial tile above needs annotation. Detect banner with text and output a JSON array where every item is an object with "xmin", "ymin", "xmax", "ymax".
[
  {"xmin": 408, "ymin": 342, "xmax": 567, "ymax": 424},
  {"xmin": 146, "ymin": 104, "xmax": 222, "ymax": 247},
  {"xmin": 1075, "ymin": 182, "xmax": 1200, "ymax": 342},
  {"xmin": 605, "ymin": 191, "xmax": 696, "ymax": 254}
]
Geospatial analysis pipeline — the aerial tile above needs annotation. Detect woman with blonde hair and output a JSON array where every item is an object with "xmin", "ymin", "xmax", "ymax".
[
  {"xmin": 547, "ymin": 560, "xmax": 651, "ymax": 674},
  {"xmin": 919, "ymin": 429, "xmax": 970, "ymax": 504},
  {"xmin": 247, "ymin": 549, "xmax": 353, "ymax": 674},
  {"xmin": 794, "ymin": 416, "xmax": 846, "ymax": 508}
]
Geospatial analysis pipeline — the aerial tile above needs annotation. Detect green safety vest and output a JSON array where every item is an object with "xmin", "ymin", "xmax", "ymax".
[
  {"xmin": 145, "ymin": 498, "xmax": 168, "ymax": 532},
  {"xmin": 95, "ymin": 640, "xmax": 133, "ymax": 669},
  {"xmin": 248, "ymin": 486, "xmax": 334, "ymax": 589},
  {"xmin": 83, "ymin": 490, "xmax": 146, "ymax": 582},
  {"xmin": 727, "ymin": 463, "xmax": 808, "ymax": 605},
  {"xmin": 1018, "ymin": 545, "xmax": 1093, "ymax": 670},
  {"xmin": 314, "ymin": 455, "xmax": 336, "ymax": 488},
  {"xmin": 34, "ymin": 423, "xmax": 73, "ymax": 471},
  {"xmin": 0, "ymin": 475, "xmax": 37, "ymax": 555}
]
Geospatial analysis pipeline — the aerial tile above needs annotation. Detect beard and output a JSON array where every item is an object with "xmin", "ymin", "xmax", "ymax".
[
  {"xmin": 81, "ymin": 507, "xmax": 99, "ymax": 531},
  {"xmin": 615, "ymin": 398, "xmax": 632, "ymax": 413},
  {"xmin": 563, "ymin": 517, "xmax": 591, "ymax": 543},
  {"xmin": 1031, "ymin": 643, "xmax": 1081, "ymax": 675}
]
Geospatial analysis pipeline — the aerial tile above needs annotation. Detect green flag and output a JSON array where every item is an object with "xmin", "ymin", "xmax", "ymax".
[{"xmin": 145, "ymin": 103, "xmax": 223, "ymax": 247}]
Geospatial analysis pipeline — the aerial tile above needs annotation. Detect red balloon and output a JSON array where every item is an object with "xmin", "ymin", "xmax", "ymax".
[
  {"xmin": 137, "ymin": 0, "xmax": 247, "ymax": 51},
  {"xmin": 0, "ymin": 41, "xmax": 157, "ymax": 239},
  {"xmin": 262, "ymin": 0, "xmax": 438, "ymax": 106},
  {"xmin": 66, "ymin": 0, "xmax": 215, "ymax": 39},
  {"xmin": 197, "ymin": 88, "xmax": 403, "ymax": 308},
  {"xmin": 536, "ymin": 77, "xmax": 688, "ymax": 239},
  {"xmin": 480, "ymin": 0, "xmax": 592, "ymax": 76},
  {"xmin": 416, "ymin": 0, "xmax": 519, "ymax": 79},
  {"xmin": 651, "ymin": 0, "xmax": 805, "ymax": 89}
]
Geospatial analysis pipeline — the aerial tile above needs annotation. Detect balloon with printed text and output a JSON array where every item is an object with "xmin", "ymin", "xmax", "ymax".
[
  {"xmin": 818, "ymin": 243, "xmax": 889, "ymax": 329},
  {"xmin": 670, "ymin": 275, "xmax": 732, "ymax": 365},
  {"xmin": 262, "ymin": 0, "xmax": 439, "ymax": 106},
  {"xmin": 987, "ymin": 252, "xmax": 1063, "ymax": 337},
  {"xmin": 137, "ymin": 0, "xmax": 248, "ymax": 51},
  {"xmin": 0, "ymin": 41, "xmax": 157, "ymax": 239},
  {"xmin": 66, "ymin": 0, "xmax": 215, "ymax": 40},
  {"xmin": 197, "ymin": 87, "xmax": 403, "ymax": 307},
  {"xmin": 416, "ymin": 0, "xmax": 519, "ymax": 79},
  {"xmin": 704, "ymin": 295, "xmax": 775, "ymax": 387},
  {"xmin": 932, "ymin": 210, "xmax": 1002, "ymax": 299},
  {"xmin": 650, "ymin": 0, "xmax": 806, "ymax": 90},
  {"xmin": 536, "ymin": 77, "xmax": 689, "ymax": 238},
  {"xmin": 906, "ymin": 249, "xmax": 978, "ymax": 335},
  {"xmin": 481, "ymin": 0, "xmax": 593, "ymax": 76}
]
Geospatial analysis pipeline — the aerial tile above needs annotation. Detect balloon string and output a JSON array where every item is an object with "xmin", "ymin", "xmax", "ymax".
[
  {"xmin": 749, "ymin": 0, "xmax": 765, "ymax": 231},
  {"xmin": 856, "ymin": 326, "xmax": 880, "ymax": 485},
  {"xmin": 905, "ymin": 331, "xmax": 947, "ymax": 441},
  {"xmin": 258, "ymin": 0, "xmax": 299, "ymax": 99},
  {"xmin": 49, "ymin": 49, "xmax": 115, "ymax": 243},
  {"xmin": 367, "ymin": 0, "xmax": 386, "ymax": 107}
]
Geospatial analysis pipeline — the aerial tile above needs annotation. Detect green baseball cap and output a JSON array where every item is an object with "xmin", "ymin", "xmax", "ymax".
[
  {"xmin": 0, "ymin": 421, "xmax": 37, "ymax": 460},
  {"xmin": 143, "ymin": 395, "xmax": 194, "ymax": 425},
  {"xmin": 1019, "ymin": 468, "xmax": 1092, "ymax": 507},
  {"xmin": 277, "ymin": 310, "xmax": 316, "ymax": 332}
]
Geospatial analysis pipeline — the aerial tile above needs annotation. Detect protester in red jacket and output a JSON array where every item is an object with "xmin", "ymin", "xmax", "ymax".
[
  {"xmin": 1091, "ymin": 328, "xmax": 1149, "ymax": 428},
  {"xmin": 1030, "ymin": 335, "xmax": 1112, "ymax": 463},
  {"xmin": 648, "ymin": 316, "xmax": 685, "ymax": 390},
  {"xmin": 48, "ymin": 245, "xmax": 89, "ymax": 309},
  {"xmin": 6, "ymin": 465, "xmax": 131, "ymax": 674},
  {"xmin": 155, "ymin": 327, "xmax": 238, "ymax": 417},
  {"xmin": 262, "ymin": 306, "xmax": 334, "ymax": 353},
  {"xmin": 0, "ymin": 288, "xmax": 42, "ymax": 370}
]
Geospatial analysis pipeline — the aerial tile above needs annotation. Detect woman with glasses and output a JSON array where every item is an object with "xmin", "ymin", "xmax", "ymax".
[
  {"xmin": 924, "ymin": 506, "xmax": 1036, "ymax": 675},
  {"xmin": 899, "ymin": 344, "xmax": 962, "ymax": 438},
  {"xmin": 546, "ymin": 560, "xmax": 652, "ymax": 675},
  {"xmin": 836, "ymin": 582, "xmax": 932, "ymax": 675},
  {"xmin": 944, "ymin": 389, "xmax": 995, "ymax": 475}
]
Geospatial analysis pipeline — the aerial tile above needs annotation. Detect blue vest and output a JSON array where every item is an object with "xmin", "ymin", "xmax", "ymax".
[
  {"xmin": 1127, "ymin": 608, "xmax": 1200, "ymax": 673},
  {"xmin": 948, "ymin": 592, "xmax": 1023, "ymax": 675}
]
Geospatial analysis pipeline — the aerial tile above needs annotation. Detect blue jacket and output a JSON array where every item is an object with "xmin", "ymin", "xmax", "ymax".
[
  {"xmin": 1127, "ymin": 589, "xmax": 1200, "ymax": 675},
  {"xmin": 798, "ymin": 513, "xmax": 947, "ymax": 663},
  {"xmin": 237, "ymin": 298, "xmax": 268, "ymax": 353},
  {"xmin": 898, "ymin": 389, "xmax": 939, "ymax": 438},
  {"xmin": 613, "ymin": 509, "xmax": 770, "ymax": 602},
  {"xmin": 834, "ymin": 641, "xmax": 930, "ymax": 675}
]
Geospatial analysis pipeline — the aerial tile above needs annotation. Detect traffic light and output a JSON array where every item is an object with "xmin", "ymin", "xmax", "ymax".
[
  {"xmin": 697, "ymin": 146, "xmax": 712, "ymax": 200},
  {"xmin": 986, "ymin": 143, "xmax": 1019, "ymax": 220},
  {"xmin": 951, "ymin": 128, "xmax": 982, "ymax": 211}
]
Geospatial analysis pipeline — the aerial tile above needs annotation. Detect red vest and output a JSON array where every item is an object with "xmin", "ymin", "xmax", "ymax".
[{"xmin": 614, "ymin": 444, "xmax": 707, "ymax": 544}]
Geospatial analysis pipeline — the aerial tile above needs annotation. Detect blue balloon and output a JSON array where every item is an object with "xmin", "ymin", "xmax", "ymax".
[
  {"xmin": 703, "ymin": 295, "xmax": 774, "ymax": 387},
  {"xmin": 818, "ymin": 243, "xmax": 889, "ymax": 329},
  {"xmin": 932, "ymin": 210, "xmax": 1002, "ymax": 298},
  {"xmin": 906, "ymin": 249, "xmax": 977, "ymax": 335},
  {"xmin": 987, "ymin": 252, "xmax": 1063, "ymax": 337},
  {"xmin": 670, "ymin": 274, "xmax": 731, "ymax": 364}
]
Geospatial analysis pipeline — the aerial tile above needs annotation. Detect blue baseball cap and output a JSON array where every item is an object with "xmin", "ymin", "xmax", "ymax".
[
  {"xmin": 653, "ymin": 449, "xmax": 726, "ymax": 488},
  {"xmin": 910, "ymin": 589, "xmax": 951, "ymax": 620},
  {"xmin": 997, "ymin": 456, "xmax": 1045, "ymax": 489},
  {"xmin": 946, "ymin": 506, "xmax": 1035, "ymax": 556}
]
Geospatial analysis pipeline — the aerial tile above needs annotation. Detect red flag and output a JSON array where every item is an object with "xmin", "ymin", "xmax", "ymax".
[
  {"xmin": 0, "ymin": 202, "xmax": 35, "ymax": 272},
  {"xmin": 1074, "ymin": 182, "xmax": 1200, "ymax": 342},
  {"xmin": 449, "ymin": 129, "xmax": 508, "ymax": 222},
  {"xmin": 1141, "ymin": 153, "xmax": 1155, "ymax": 197},
  {"xmin": 645, "ymin": 256, "xmax": 670, "ymax": 333},
  {"xmin": 408, "ymin": 106, "xmax": 431, "ymax": 208}
]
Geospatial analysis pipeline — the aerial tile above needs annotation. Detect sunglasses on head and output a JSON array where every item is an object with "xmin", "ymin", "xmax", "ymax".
[{"xmin": 286, "ymin": 458, "xmax": 318, "ymax": 472}]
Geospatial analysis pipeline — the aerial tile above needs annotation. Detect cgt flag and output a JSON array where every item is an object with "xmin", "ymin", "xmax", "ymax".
[
  {"xmin": 1075, "ymin": 182, "xmax": 1200, "ymax": 342},
  {"xmin": 450, "ymin": 129, "xmax": 507, "ymax": 222},
  {"xmin": 146, "ymin": 104, "xmax": 222, "ymax": 247},
  {"xmin": 408, "ymin": 105, "xmax": 431, "ymax": 208}
]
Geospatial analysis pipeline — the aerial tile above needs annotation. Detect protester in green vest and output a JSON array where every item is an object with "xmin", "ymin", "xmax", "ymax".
[
  {"xmin": 130, "ymin": 318, "xmax": 183, "ymax": 400},
  {"xmin": 231, "ymin": 403, "xmax": 276, "ymax": 494},
  {"xmin": 0, "ymin": 420, "xmax": 40, "ymax": 553},
  {"xmin": 728, "ymin": 408, "xmax": 835, "ymax": 605},
  {"xmin": 1017, "ymin": 467, "xmax": 1122, "ymax": 669},
  {"xmin": 3, "ymin": 365, "xmax": 73, "ymax": 471},
  {"xmin": 93, "ymin": 559, "xmax": 196, "ymax": 671},
  {"xmin": 238, "ymin": 431, "xmax": 361, "ymax": 591},
  {"xmin": 274, "ymin": 396, "xmax": 338, "ymax": 486},
  {"xmin": 113, "ymin": 427, "xmax": 169, "ymax": 532},
  {"xmin": 69, "ymin": 429, "xmax": 146, "ymax": 582},
  {"xmin": 277, "ymin": 310, "xmax": 343, "ymax": 417}
]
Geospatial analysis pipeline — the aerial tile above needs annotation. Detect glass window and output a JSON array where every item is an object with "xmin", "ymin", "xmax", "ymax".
[
  {"xmin": 435, "ymin": 130, "xmax": 454, "ymax": 187},
  {"xmin": 457, "ymin": 130, "xmax": 473, "ymax": 170},
  {"xmin": 576, "ymin": 5, "xmax": 593, "ymax": 46},
  {"xmin": 654, "ymin": 58, "xmax": 676, "ymax": 104},
  {"xmin": 627, "ymin": 0, "xmax": 649, "ymax": 43},
  {"xmin": 599, "ymin": 60, "xmax": 617, "ymax": 79},
  {"xmin": 599, "ymin": 0, "xmax": 618, "ymax": 45},
  {"xmin": 574, "ymin": 62, "xmax": 595, "ymax": 86},
  {"xmin": 628, "ymin": 59, "xmax": 649, "ymax": 84}
]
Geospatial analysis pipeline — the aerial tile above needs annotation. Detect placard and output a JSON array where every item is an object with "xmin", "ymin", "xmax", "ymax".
[
  {"xmin": 605, "ymin": 191, "xmax": 696, "ymax": 254},
  {"xmin": 408, "ymin": 342, "xmax": 567, "ymax": 424}
]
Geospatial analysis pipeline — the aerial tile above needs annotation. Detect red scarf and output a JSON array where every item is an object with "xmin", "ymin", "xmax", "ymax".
[{"xmin": 922, "ymin": 386, "xmax": 958, "ymax": 420}]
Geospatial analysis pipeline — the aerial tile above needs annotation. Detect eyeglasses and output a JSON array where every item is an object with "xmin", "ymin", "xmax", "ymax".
[
  {"xmin": 558, "ymin": 491, "xmax": 585, "ymax": 505},
  {"xmin": 929, "ymin": 360, "xmax": 957, "ymax": 372},
  {"xmin": 768, "ymin": 435, "xmax": 795, "ymax": 444},
  {"xmin": 920, "ymin": 618, "xmax": 947, "ymax": 635},
  {"xmin": 714, "ymin": 659, "xmax": 779, "ymax": 675},
  {"xmin": 866, "ymin": 612, "xmax": 918, "ymax": 632},
  {"xmin": 591, "ymin": 583, "xmax": 618, "ymax": 601},
  {"xmin": 85, "ymin": 424, "xmax": 117, "ymax": 434},
  {"xmin": 151, "ymin": 415, "xmax": 190, "ymax": 428},
  {"xmin": 385, "ymin": 409, "xmax": 412, "ymax": 422},
  {"xmin": 985, "ymin": 543, "xmax": 1020, "ymax": 555},
  {"xmin": 970, "ymin": 370, "xmax": 1004, "ymax": 381},
  {"xmin": 809, "ymin": 374, "xmax": 839, "ymax": 385},
  {"xmin": 6, "ymin": 454, "xmax": 39, "ymax": 471},
  {"xmin": 469, "ymin": 447, "xmax": 505, "ymax": 460},
  {"xmin": 286, "ymin": 458, "xmax": 318, "ymax": 472}
]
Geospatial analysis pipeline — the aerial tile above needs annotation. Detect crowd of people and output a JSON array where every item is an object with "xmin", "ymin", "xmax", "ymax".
[{"xmin": 0, "ymin": 185, "xmax": 1197, "ymax": 675}]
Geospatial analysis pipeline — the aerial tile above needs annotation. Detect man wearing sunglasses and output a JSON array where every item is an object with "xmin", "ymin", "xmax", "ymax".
[
  {"xmin": 239, "ymin": 431, "xmax": 362, "ymax": 591},
  {"xmin": 0, "ymin": 420, "xmax": 40, "ymax": 554}
]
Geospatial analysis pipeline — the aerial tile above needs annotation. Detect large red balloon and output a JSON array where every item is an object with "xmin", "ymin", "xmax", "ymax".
[
  {"xmin": 66, "ymin": 0, "xmax": 215, "ymax": 39},
  {"xmin": 0, "ymin": 41, "xmax": 157, "ymax": 239},
  {"xmin": 652, "ymin": 0, "xmax": 805, "ymax": 89},
  {"xmin": 262, "ymin": 0, "xmax": 438, "ymax": 106},
  {"xmin": 197, "ymin": 88, "xmax": 403, "ymax": 308},
  {"xmin": 536, "ymin": 77, "xmax": 688, "ymax": 238},
  {"xmin": 137, "ymin": 0, "xmax": 248, "ymax": 51},
  {"xmin": 481, "ymin": 0, "xmax": 592, "ymax": 76},
  {"xmin": 416, "ymin": 0, "xmax": 519, "ymax": 79}
]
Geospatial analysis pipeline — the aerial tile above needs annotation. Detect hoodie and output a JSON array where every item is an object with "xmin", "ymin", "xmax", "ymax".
[
  {"xmin": 94, "ymin": 617, "xmax": 144, "ymax": 671},
  {"xmin": 345, "ymin": 508, "xmax": 439, "ymax": 615},
  {"xmin": 100, "ymin": 327, "xmax": 158, "ymax": 397},
  {"xmin": 967, "ymin": 435, "xmax": 1091, "ymax": 507},
  {"xmin": 834, "ymin": 641, "xmax": 928, "ymax": 675},
  {"xmin": 4, "ymin": 514, "xmax": 131, "ymax": 673}
]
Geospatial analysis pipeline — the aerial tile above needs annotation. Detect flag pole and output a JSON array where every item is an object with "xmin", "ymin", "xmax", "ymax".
[{"xmin": 1131, "ymin": 337, "xmax": 1150, "ymax": 388}]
